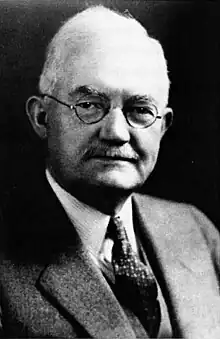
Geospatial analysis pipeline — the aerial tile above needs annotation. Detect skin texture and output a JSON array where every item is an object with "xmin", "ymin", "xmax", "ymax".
[{"xmin": 27, "ymin": 11, "xmax": 172, "ymax": 214}]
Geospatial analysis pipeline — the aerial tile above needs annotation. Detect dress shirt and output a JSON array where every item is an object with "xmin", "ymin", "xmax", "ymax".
[{"xmin": 46, "ymin": 169, "xmax": 138, "ymax": 264}]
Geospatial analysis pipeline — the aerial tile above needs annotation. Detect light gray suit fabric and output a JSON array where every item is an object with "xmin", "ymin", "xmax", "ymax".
[{"xmin": 0, "ymin": 184, "xmax": 220, "ymax": 338}]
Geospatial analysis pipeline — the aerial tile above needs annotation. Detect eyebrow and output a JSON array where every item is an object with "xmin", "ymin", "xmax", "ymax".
[
  {"xmin": 69, "ymin": 85, "xmax": 156, "ymax": 104},
  {"xmin": 68, "ymin": 85, "xmax": 108, "ymax": 99},
  {"xmin": 127, "ymin": 94, "xmax": 155, "ymax": 103}
]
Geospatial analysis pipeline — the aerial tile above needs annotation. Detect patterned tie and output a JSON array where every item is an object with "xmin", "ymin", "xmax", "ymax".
[{"xmin": 109, "ymin": 216, "xmax": 161, "ymax": 338}]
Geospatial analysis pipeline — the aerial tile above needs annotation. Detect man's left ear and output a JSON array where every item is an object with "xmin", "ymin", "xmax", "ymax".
[{"xmin": 160, "ymin": 107, "xmax": 173, "ymax": 136}]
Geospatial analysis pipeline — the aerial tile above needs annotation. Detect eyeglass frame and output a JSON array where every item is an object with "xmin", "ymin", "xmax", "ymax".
[{"xmin": 41, "ymin": 93, "xmax": 162, "ymax": 129}]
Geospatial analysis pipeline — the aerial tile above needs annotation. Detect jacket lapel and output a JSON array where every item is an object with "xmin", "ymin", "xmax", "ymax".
[
  {"xmin": 38, "ymin": 243, "xmax": 137, "ymax": 339},
  {"xmin": 133, "ymin": 193, "xmax": 220, "ymax": 339},
  {"xmin": 10, "ymin": 173, "xmax": 137, "ymax": 338}
]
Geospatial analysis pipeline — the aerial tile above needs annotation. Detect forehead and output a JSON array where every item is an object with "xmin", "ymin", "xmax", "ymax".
[{"xmin": 60, "ymin": 26, "xmax": 168, "ymax": 105}]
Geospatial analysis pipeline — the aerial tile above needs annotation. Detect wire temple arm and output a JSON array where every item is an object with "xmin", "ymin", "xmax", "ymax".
[{"xmin": 41, "ymin": 94, "xmax": 75, "ymax": 110}]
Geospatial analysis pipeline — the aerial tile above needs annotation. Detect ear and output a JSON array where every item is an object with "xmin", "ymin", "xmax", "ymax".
[
  {"xmin": 160, "ymin": 107, "xmax": 173, "ymax": 137},
  {"xmin": 26, "ymin": 96, "xmax": 48, "ymax": 139}
]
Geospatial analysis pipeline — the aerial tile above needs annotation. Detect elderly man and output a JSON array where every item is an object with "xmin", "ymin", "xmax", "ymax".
[{"xmin": 1, "ymin": 5, "xmax": 220, "ymax": 338}]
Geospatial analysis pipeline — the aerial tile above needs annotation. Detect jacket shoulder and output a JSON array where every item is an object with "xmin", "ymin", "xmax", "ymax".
[
  {"xmin": 134, "ymin": 193, "xmax": 213, "ymax": 227},
  {"xmin": 133, "ymin": 193, "xmax": 220, "ymax": 263}
]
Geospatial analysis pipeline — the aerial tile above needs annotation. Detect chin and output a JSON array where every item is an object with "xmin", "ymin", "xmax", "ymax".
[{"xmin": 89, "ymin": 171, "xmax": 143, "ymax": 192}]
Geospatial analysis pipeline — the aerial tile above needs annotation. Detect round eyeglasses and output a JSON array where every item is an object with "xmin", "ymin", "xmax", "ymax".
[{"xmin": 41, "ymin": 93, "xmax": 162, "ymax": 129}]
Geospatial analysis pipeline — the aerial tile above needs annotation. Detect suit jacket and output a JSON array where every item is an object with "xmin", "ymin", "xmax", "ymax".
[{"xmin": 1, "ymin": 172, "xmax": 220, "ymax": 338}]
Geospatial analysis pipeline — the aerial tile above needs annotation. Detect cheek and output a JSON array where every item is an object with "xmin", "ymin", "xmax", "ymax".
[
  {"xmin": 138, "ymin": 127, "xmax": 162, "ymax": 159},
  {"xmin": 47, "ymin": 113, "xmax": 98, "ymax": 172},
  {"xmin": 47, "ymin": 114, "xmax": 82, "ymax": 161},
  {"xmin": 48, "ymin": 132, "xmax": 84, "ymax": 165},
  {"xmin": 137, "ymin": 127, "xmax": 162, "ymax": 175}
]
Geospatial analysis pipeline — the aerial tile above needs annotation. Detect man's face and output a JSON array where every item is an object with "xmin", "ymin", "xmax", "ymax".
[{"xmin": 46, "ymin": 33, "xmax": 170, "ymax": 193}]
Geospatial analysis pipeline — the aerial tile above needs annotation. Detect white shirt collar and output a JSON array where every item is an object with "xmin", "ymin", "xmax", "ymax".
[{"xmin": 46, "ymin": 169, "xmax": 137, "ymax": 258}]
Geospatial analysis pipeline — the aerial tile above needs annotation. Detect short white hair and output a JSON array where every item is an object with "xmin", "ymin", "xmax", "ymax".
[{"xmin": 39, "ymin": 5, "xmax": 170, "ymax": 105}]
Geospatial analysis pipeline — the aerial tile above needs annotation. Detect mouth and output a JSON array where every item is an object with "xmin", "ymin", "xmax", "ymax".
[{"xmin": 91, "ymin": 155, "xmax": 137, "ymax": 163}]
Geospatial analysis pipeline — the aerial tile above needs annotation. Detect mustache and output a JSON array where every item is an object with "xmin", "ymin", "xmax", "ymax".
[{"xmin": 83, "ymin": 144, "xmax": 139, "ymax": 161}]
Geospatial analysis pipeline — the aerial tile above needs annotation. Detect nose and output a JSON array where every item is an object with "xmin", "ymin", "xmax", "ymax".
[{"xmin": 99, "ymin": 107, "xmax": 130, "ymax": 144}]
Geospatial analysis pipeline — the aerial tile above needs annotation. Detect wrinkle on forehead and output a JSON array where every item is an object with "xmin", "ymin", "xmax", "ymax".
[{"xmin": 62, "ymin": 51, "xmax": 167, "ymax": 107}]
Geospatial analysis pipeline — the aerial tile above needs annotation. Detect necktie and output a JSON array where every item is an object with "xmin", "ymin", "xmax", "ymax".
[{"xmin": 109, "ymin": 216, "xmax": 161, "ymax": 338}]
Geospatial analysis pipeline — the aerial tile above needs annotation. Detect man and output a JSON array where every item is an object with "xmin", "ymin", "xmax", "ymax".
[{"xmin": 1, "ymin": 5, "xmax": 220, "ymax": 338}]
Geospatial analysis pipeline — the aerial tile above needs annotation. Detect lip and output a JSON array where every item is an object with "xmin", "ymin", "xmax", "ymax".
[{"xmin": 91, "ymin": 156, "xmax": 137, "ymax": 163}]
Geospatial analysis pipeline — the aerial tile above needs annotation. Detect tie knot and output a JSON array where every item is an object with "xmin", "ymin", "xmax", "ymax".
[
  {"xmin": 108, "ymin": 216, "xmax": 133, "ymax": 260},
  {"xmin": 108, "ymin": 216, "xmax": 128, "ymax": 242}
]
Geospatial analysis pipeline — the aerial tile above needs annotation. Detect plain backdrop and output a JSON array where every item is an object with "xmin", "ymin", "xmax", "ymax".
[{"xmin": 0, "ymin": 0, "xmax": 219, "ymax": 228}]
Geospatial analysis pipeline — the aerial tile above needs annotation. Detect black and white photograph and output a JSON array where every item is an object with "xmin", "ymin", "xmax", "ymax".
[{"xmin": 0, "ymin": 1, "xmax": 220, "ymax": 337}]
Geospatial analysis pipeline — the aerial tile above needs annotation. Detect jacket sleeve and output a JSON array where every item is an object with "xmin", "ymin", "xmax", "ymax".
[{"xmin": 191, "ymin": 206, "xmax": 220, "ymax": 282}]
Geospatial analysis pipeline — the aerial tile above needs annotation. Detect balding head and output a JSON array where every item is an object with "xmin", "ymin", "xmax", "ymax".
[{"xmin": 39, "ymin": 5, "xmax": 170, "ymax": 107}]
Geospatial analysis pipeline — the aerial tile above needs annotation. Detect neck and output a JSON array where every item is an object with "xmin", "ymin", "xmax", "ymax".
[
  {"xmin": 48, "ymin": 171, "xmax": 131, "ymax": 215},
  {"xmin": 69, "ymin": 183, "xmax": 132, "ymax": 215}
]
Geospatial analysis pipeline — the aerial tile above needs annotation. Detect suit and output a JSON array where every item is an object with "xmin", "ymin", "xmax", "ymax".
[{"xmin": 1, "ymin": 171, "xmax": 220, "ymax": 338}]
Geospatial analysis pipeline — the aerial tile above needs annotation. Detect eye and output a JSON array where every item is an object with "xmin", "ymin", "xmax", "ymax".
[
  {"xmin": 128, "ymin": 105, "xmax": 155, "ymax": 116},
  {"xmin": 77, "ymin": 101, "xmax": 104, "ymax": 110},
  {"xmin": 135, "ymin": 107, "xmax": 153, "ymax": 114},
  {"xmin": 77, "ymin": 102, "xmax": 94, "ymax": 109}
]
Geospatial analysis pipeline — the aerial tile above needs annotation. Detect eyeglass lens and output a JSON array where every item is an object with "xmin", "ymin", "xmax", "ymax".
[{"xmin": 75, "ymin": 95, "xmax": 157, "ymax": 127}]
